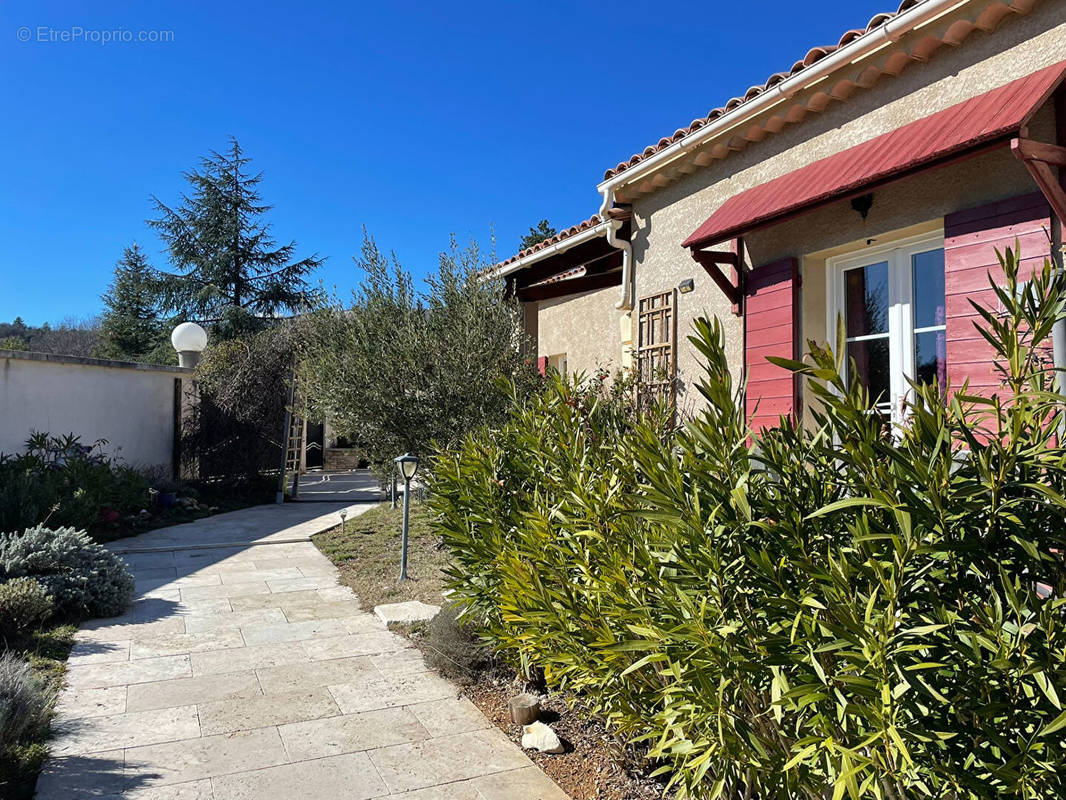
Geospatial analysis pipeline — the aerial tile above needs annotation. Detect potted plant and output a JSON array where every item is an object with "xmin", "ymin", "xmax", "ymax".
[{"xmin": 150, "ymin": 475, "xmax": 181, "ymax": 509}]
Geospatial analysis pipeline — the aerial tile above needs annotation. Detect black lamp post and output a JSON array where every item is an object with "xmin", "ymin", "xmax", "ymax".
[{"xmin": 394, "ymin": 452, "xmax": 420, "ymax": 581}]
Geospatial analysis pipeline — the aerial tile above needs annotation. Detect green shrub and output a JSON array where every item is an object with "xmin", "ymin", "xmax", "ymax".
[
  {"xmin": 0, "ymin": 653, "xmax": 54, "ymax": 748},
  {"xmin": 431, "ymin": 247, "xmax": 1066, "ymax": 799},
  {"xmin": 0, "ymin": 579, "xmax": 54, "ymax": 640},
  {"xmin": 0, "ymin": 432, "xmax": 150, "ymax": 533},
  {"xmin": 0, "ymin": 526, "xmax": 134, "ymax": 618},
  {"xmin": 421, "ymin": 604, "xmax": 494, "ymax": 685}
]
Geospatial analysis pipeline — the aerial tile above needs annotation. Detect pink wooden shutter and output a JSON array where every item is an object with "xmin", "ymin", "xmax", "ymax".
[
  {"xmin": 745, "ymin": 257, "xmax": 799, "ymax": 431},
  {"xmin": 537, "ymin": 356, "xmax": 548, "ymax": 376},
  {"xmin": 944, "ymin": 192, "xmax": 1050, "ymax": 397}
]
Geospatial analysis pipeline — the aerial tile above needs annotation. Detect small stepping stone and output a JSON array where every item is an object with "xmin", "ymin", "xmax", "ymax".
[{"xmin": 374, "ymin": 600, "xmax": 441, "ymax": 625}]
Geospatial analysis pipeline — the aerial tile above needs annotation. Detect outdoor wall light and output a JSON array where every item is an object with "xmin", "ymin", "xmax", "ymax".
[
  {"xmin": 678, "ymin": 279, "xmax": 695, "ymax": 294},
  {"xmin": 171, "ymin": 322, "xmax": 208, "ymax": 368},
  {"xmin": 394, "ymin": 452, "xmax": 420, "ymax": 581}
]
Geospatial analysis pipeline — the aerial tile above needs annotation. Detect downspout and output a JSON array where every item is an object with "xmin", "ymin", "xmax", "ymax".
[
  {"xmin": 1055, "ymin": 90, "xmax": 1066, "ymax": 398},
  {"xmin": 599, "ymin": 189, "xmax": 633, "ymax": 310}
]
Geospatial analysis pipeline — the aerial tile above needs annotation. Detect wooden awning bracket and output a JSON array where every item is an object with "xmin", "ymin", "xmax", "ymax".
[
  {"xmin": 690, "ymin": 247, "xmax": 743, "ymax": 311},
  {"xmin": 1012, "ymin": 136, "xmax": 1066, "ymax": 225}
]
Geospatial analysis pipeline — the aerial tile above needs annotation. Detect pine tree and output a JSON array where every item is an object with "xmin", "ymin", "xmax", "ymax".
[
  {"xmin": 98, "ymin": 243, "xmax": 171, "ymax": 362},
  {"xmin": 519, "ymin": 219, "xmax": 556, "ymax": 251},
  {"xmin": 149, "ymin": 138, "xmax": 324, "ymax": 338}
]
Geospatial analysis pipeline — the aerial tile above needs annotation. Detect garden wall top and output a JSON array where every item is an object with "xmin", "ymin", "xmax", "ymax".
[{"xmin": 0, "ymin": 348, "xmax": 193, "ymax": 375}]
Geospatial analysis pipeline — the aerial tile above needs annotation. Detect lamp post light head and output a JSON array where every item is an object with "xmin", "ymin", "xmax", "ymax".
[
  {"xmin": 394, "ymin": 452, "xmax": 420, "ymax": 481},
  {"xmin": 171, "ymin": 322, "xmax": 208, "ymax": 368}
]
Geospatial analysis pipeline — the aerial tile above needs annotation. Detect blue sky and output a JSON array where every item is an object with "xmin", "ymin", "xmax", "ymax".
[{"xmin": 0, "ymin": 0, "xmax": 889, "ymax": 325}]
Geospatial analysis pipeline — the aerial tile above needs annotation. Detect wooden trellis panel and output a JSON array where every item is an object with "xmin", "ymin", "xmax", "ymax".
[{"xmin": 636, "ymin": 289, "xmax": 677, "ymax": 408}]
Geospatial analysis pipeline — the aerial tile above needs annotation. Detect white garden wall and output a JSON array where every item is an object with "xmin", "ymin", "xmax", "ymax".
[{"xmin": 0, "ymin": 350, "xmax": 191, "ymax": 470}]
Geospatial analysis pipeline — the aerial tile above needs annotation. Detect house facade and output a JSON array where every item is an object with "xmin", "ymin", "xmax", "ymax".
[{"xmin": 496, "ymin": 0, "xmax": 1066, "ymax": 428}]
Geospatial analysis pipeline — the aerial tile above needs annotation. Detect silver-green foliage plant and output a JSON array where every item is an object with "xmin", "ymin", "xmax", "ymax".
[
  {"xmin": 302, "ymin": 230, "xmax": 540, "ymax": 477},
  {"xmin": 0, "ymin": 653, "xmax": 54, "ymax": 748},
  {"xmin": 0, "ymin": 579, "xmax": 54, "ymax": 641},
  {"xmin": 0, "ymin": 526, "xmax": 134, "ymax": 618},
  {"xmin": 431, "ymin": 247, "xmax": 1066, "ymax": 799}
]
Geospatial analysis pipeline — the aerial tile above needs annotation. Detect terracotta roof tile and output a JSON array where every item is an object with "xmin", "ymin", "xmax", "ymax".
[
  {"xmin": 528, "ymin": 266, "xmax": 587, "ymax": 288},
  {"xmin": 602, "ymin": 0, "xmax": 922, "ymax": 181},
  {"xmin": 496, "ymin": 214, "xmax": 605, "ymax": 268}
]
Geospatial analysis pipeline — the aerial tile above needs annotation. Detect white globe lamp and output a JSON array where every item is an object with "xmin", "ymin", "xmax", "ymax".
[{"xmin": 171, "ymin": 322, "xmax": 208, "ymax": 368}]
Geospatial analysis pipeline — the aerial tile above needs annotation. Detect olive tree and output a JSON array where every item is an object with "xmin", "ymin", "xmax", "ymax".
[{"xmin": 302, "ymin": 230, "xmax": 538, "ymax": 475}]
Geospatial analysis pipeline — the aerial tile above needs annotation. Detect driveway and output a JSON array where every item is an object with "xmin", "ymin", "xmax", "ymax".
[
  {"xmin": 289, "ymin": 469, "xmax": 385, "ymax": 503},
  {"xmin": 36, "ymin": 503, "xmax": 567, "ymax": 800}
]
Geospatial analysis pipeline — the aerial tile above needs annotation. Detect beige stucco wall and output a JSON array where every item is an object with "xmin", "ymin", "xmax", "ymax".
[
  {"xmin": 627, "ymin": 1, "xmax": 1066, "ymax": 396},
  {"xmin": 532, "ymin": 285, "xmax": 625, "ymax": 376},
  {"xmin": 0, "ymin": 352, "xmax": 187, "ymax": 469}
]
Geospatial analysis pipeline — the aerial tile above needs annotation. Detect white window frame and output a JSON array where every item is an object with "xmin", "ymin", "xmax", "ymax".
[{"xmin": 825, "ymin": 230, "xmax": 945, "ymax": 424}]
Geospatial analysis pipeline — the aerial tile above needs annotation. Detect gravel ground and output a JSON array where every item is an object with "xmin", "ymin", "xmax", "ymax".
[{"xmin": 459, "ymin": 674, "xmax": 670, "ymax": 800}]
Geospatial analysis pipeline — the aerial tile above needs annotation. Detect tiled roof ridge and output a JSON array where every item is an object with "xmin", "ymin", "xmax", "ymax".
[
  {"xmin": 497, "ymin": 214, "xmax": 606, "ymax": 268},
  {"xmin": 602, "ymin": 0, "xmax": 924, "ymax": 180}
]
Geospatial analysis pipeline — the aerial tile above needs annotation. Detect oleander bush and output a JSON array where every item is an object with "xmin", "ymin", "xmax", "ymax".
[
  {"xmin": 430, "ymin": 247, "xmax": 1066, "ymax": 799},
  {"xmin": 0, "ymin": 526, "xmax": 134, "ymax": 618},
  {"xmin": 0, "ymin": 579, "xmax": 54, "ymax": 641},
  {"xmin": 0, "ymin": 653, "xmax": 54, "ymax": 750}
]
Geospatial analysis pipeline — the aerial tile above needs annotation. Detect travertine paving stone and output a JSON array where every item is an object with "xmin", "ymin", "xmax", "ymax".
[
  {"xmin": 197, "ymin": 687, "xmax": 340, "ymax": 735},
  {"xmin": 37, "ymin": 501, "xmax": 568, "ymax": 800},
  {"xmin": 369, "ymin": 729, "xmax": 532, "ymax": 793},
  {"xmin": 409, "ymin": 697, "xmax": 492, "ymax": 737},
  {"xmin": 128, "ymin": 628, "xmax": 246, "ymax": 659},
  {"xmin": 54, "ymin": 685, "xmax": 127, "ymax": 719},
  {"xmin": 51, "ymin": 705, "xmax": 200, "ymax": 756},
  {"xmin": 210, "ymin": 751, "xmax": 388, "ymax": 800},
  {"xmin": 329, "ymin": 670, "xmax": 458, "ymax": 714},
  {"xmin": 68, "ymin": 639, "xmax": 132, "ymax": 665},
  {"xmin": 374, "ymin": 600, "xmax": 442, "ymax": 626},
  {"xmin": 65, "ymin": 654, "xmax": 192, "ymax": 689},
  {"xmin": 303, "ymin": 629, "xmax": 409, "ymax": 660},
  {"xmin": 189, "ymin": 641, "xmax": 310, "ymax": 676},
  {"xmin": 239, "ymin": 616, "xmax": 349, "ymax": 645},
  {"xmin": 255, "ymin": 654, "xmax": 378, "ymax": 694},
  {"xmin": 278, "ymin": 706, "xmax": 428, "ymax": 760},
  {"xmin": 125, "ymin": 670, "xmax": 262, "ymax": 712},
  {"xmin": 124, "ymin": 727, "xmax": 289, "ymax": 786}
]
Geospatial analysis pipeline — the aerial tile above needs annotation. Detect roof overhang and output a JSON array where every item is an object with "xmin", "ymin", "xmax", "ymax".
[
  {"xmin": 498, "ymin": 219, "xmax": 629, "ymax": 302},
  {"xmin": 683, "ymin": 60, "xmax": 1066, "ymax": 251},
  {"xmin": 598, "ymin": 0, "xmax": 1042, "ymax": 201},
  {"xmin": 489, "ymin": 220, "xmax": 611, "ymax": 279}
]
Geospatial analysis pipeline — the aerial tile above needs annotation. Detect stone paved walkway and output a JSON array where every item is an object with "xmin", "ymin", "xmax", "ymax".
[{"xmin": 36, "ymin": 503, "xmax": 568, "ymax": 800}]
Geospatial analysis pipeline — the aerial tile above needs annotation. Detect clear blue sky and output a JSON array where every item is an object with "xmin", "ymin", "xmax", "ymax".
[{"xmin": 0, "ymin": 0, "xmax": 888, "ymax": 325}]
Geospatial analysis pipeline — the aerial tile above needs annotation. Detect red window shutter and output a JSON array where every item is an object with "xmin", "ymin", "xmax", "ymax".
[
  {"xmin": 537, "ymin": 356, "xmax": 548, "ymax": 376},
  {"xmin": 745, "ymin": 257, "xmax": 799, "ymax": 431},
  {"xmin": 944, "ymin": 192, "xmax": 1050, "ymax": 396}
]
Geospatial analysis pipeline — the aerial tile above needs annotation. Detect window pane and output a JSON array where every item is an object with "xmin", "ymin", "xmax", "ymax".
[
  {"xmin": 912, "ymin": 248, "xmax": 945, "ymax": 329},
  {"xmin": 847, "ymin": 337, "xmax": 890, "ymax": 406},
  {"xmin": 845, "ymin": 261, "xmax": 889, "ymax": 337},
  {"xmin": 914, "ymin": 330, "xmax": 947, "ymax": 394}
]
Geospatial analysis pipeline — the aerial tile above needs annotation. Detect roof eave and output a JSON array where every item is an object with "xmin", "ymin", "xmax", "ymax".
[
  {"xmin": 597, "ymin": 0, "xmax": 1027, "ymax": 197},
  {"xmin": 489, "ymin": 221, "xmax": 612, "ymax": 278}
]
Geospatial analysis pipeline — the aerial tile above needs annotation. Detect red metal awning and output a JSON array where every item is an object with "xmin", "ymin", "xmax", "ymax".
[{"xmin": 683, "ymin": 60, "xmax": 1066, "ymax": 251}]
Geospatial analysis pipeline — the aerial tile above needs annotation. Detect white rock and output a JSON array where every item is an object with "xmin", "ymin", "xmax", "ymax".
[
  {"xmin": 374, "ymin": 600, "xmax": 441, "ymax": 625},
  {"xmin": 521, "ymin": 721, "xmax": 564, "ymax": 754}
]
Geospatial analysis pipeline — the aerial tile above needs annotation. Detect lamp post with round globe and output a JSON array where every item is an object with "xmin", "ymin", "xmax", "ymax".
[{"xmin": 171, "ymin": 322, "xmax": 208, "ymax": 368}]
